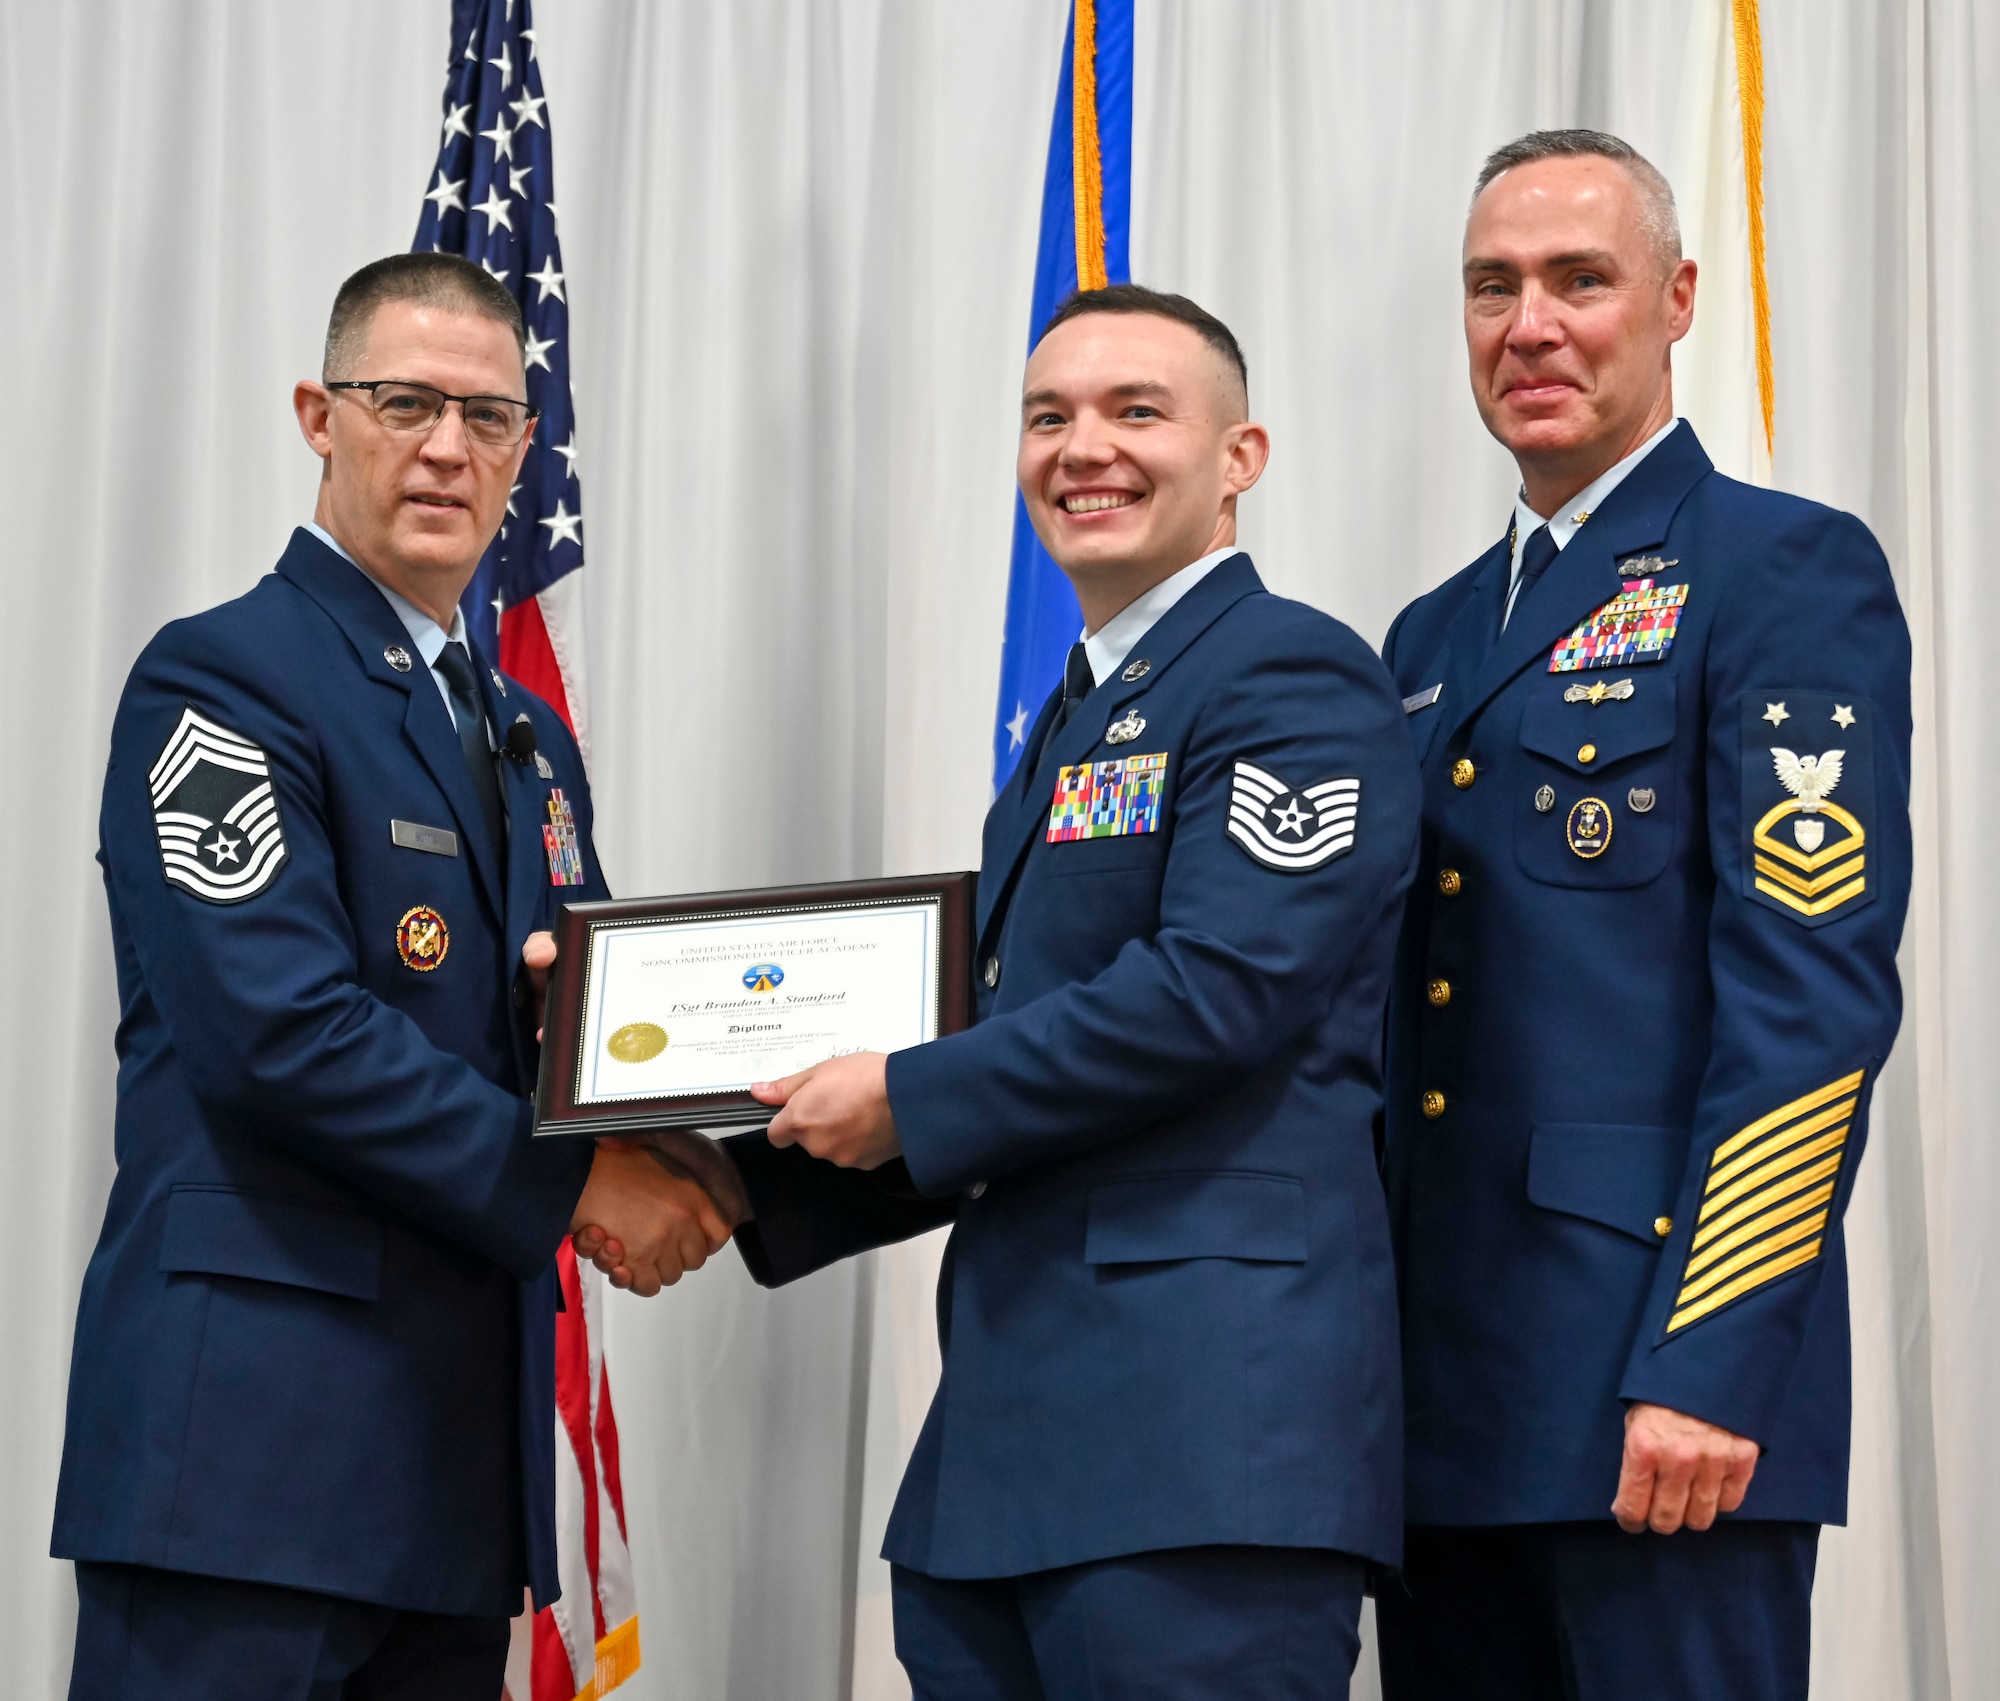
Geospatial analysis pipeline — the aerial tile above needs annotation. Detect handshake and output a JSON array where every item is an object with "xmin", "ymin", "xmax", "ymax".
[
  {"xmin": 566, "ymin": 1129, "xmax": 749, "ymax": 1298},
  {"xmin": 527, "ymin": 929, "xmax": 907, "ymax": 1295},
  {"xmin": 565, "ymin": 1044, "xmax": 904, "ymax": 1293}
]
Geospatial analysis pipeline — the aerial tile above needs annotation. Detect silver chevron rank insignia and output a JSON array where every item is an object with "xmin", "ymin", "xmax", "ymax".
[
  {"xmin": 1225, "ymin": 761, "xmax": 1360, "ymax": 873},
  {"xmin": 148, "ymin": 706, "xmax": 290, "ymax": 904}
]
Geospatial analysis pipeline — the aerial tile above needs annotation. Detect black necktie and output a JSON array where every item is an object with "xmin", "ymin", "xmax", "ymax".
[
  {"xmin": 1506, "ymin": 523, "xmax": 1560, "ymax": 633},
  {"xmin": 1027, "ymin": 642, "xmax": 1096, "ymax": 779},
  {"xmin": 1056, "ymin": 641, "xmax": 1094, "ymax": 728},
  {"xmin": 432, "ymin": 639, "xmax": 506, "ymax": 861}
]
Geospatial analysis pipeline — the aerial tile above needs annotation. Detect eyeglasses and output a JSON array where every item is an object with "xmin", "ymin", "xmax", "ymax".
[{"xmin": 325, "ymin": 380, "xmax": 540, "ymax": 447}]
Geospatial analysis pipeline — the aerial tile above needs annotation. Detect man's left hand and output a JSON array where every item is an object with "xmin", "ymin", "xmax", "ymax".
[
  {"xmin": 753, "ymin": 1052, "xmax": 901, "ymax": 1170},
  {"xmin": 1612, "ymin": 1401, "xmax": 1760, "ymax": 1534}
]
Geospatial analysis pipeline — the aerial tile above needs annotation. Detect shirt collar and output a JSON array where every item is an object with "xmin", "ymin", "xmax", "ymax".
[
  {"xmin": 1510, "ymin": 416, "xmax": 1681, "ymax": 574},
  {"xmin": 1081, "ymin": 547, "xmax": 1242, "ymax": 687},
  {"xmin": 305, "ymin": 521, "xmax": 467, "ymax": 668}
]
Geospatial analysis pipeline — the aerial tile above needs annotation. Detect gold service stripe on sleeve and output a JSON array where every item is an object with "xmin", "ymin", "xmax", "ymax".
[
  {"xmin": 1691, "ymin": 1150, "xmax": 1844, "ymax": 1252},
  {"xmin": 1684, "ymin": 1179, "xmax": 1838, "ymax": 1281},
  {"xmin": 1671, "ymin": 1237, "xmax": 1823, "ymax": 1332},
  {"xmin": 1710, "ymin": 1071, "xmax": 1866, "ymax": 1167},
  {"xmin": 1704, "ymin": 1098, "xmax": 1854, "ymax": 1199},
  {"xmin": 1696, "ymin": 1123, "xmax": 1847, "ymax": 1228},
  {"xmin": 1676, "ymin": 1206, "xmax": 1829, "ymax": 1311},
  {"xmin": 1072, "ymin": 0, "xmax": 1109, "ymax": 292},
  {"xmin": 1665, "ymin": 1067, "xmax": 1867, "ymax": 1333}
]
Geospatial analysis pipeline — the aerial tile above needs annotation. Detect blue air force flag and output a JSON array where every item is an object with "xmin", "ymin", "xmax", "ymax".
[{"xmin": 990, "ymin": 0, "xmax": 1134, "ymax": 791}]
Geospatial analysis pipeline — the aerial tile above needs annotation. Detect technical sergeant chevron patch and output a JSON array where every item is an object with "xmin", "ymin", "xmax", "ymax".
[{"xmin": 1226, "ymin": 761, "xmax": 1359, "ymax": 873}]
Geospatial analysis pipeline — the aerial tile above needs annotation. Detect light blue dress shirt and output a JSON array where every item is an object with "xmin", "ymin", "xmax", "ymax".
[
  {"xmin": 1501, "ymin": 418, "xmax": 1681, "ymax": 629},
  {"xmin": 1081, "ymin": 546, "xmax": 1243, "ymax": 687},
  {"xmin": 306, "ymin": 522, "xmax": 483, "ymax": 741}
]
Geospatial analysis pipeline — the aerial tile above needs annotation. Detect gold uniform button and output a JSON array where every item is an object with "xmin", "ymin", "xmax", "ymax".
[
  {"xmin": 1421, "ymin": 1090, "xmax": 1447, "ymax": 1120},
  {"xmin": 1437, "ymin": 868, "xmax": 1463, "ymax": 897},
  {"xmin": 1654, "ymin": 1216, "xmax": 1674, "ymax": 1238},
  {"xmin": 1451, "ymin": 759, "xmax": 1476, "ymax": 789},
  {"xmin": 1427, "ymin": 979, "xmax": 1452, "ymax": 1007},
  {"xmin": 1577, "ymin": 743, "xmax": 1598, "ymax": 764}
]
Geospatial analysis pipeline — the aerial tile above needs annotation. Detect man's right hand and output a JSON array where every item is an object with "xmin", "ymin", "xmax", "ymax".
[
  {"xmin": 574, "ymin": 1131, "xmax": 750, "ymax": 1291},
  {"xmin": 569, "ymin": 1144, "xmax": 731, "ymax": 1298}
]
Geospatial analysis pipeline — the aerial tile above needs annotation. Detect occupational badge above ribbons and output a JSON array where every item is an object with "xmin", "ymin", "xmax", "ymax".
[
  {"xmin": 535, "ymin": 872, "xmax": 976, "ymax": 1135},
  {"xmin": 1742, "ymin": 691, "xmax": 1875, "ymax": 927},
  {"xmin": 148, "ymin": 706, "xmax": 290, "ymax": 904}
]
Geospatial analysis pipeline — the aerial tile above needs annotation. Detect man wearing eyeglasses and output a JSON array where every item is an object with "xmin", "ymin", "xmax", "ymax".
[{"xmin": 52, "ymin": 254, "xmax": 728, "ymax": 1700}]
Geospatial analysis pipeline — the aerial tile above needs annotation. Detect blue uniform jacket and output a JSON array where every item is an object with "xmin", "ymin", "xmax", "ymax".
[
  {"xmin": 1380, "ymin": 424, "xmax": 1911, "ymax": 1527},
  {"xmin": 727, "ymin": 555, "xmax": 1420, "ymax": 1576},
  {"xmin": 52, "ymin": 529, "xmax": 602, "ymax": 1616}
]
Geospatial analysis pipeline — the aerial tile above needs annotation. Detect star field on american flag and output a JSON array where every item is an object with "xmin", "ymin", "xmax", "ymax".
[{"xmin": 414, "ymin": 0, "xmax": 587, "ymax": 736}]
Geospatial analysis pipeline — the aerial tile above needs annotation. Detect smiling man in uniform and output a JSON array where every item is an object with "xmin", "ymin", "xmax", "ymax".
[
  {"xmin": 580, "ymin": 284, "xmax": 1421, "ymax": 1699},
  {"xmin": 1375, "ymin": 132, "xmax": 1912, "ymax": 1701},
  {"xmin": 54, "ymin": 253, "xmax": 727, "ymax": 1700}
]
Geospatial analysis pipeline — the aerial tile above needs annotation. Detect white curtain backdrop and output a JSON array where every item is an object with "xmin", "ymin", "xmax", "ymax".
[{"xmin": 2, "ymin": 3, "xmax": 1992, "ymax": 1696}]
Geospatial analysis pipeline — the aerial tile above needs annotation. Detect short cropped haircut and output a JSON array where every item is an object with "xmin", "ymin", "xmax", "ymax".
[
  {"xmin": 321, "ymin": 253, "xmax": 527, "ymax": 380},
  {"xmin": 1472, "ymin": 129, "xmax": 1682, "ymax": 274},
  {"xmin": 1038, "ymin": 284, "xmax": 1249, "ymax": 403}
]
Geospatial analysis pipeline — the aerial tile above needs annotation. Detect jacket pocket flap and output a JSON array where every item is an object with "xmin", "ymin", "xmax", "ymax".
[
  {"xmin": 1520, "ymin": 679, "xmax": 1677, "ymax": 773},
  {"xmin": 1527, "ymin": 1123, "xmax": 1687, "ymax": 1245},
  {"xmin": 1085, "ymin": 1171, "xmax": 1307, "ymax": 1265},
  {"xmin": 158, "ymin": 1185, "xmax": 384, "ymax": 1300}
]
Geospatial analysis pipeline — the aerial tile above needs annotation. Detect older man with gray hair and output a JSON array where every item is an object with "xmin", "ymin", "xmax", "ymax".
[{"xmin": 1373, "ymin": 131, "xmax": 1911, "ymax": 1699}]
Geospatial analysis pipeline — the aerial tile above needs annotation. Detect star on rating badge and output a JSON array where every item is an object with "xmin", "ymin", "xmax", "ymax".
[
  {"xmin": 148, "ymin": 706, "xmax": 290, "ymax": 904},
  {"xmin": 1225, "ymin": 761, "xmax": 1360, "ymax": 874}
]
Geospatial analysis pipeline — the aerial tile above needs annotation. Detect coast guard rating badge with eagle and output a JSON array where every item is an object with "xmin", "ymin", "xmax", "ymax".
[
  {"xmin": 148, "ymin": 706, "xmax": 289, "ymax": 904},
  {"xmin": 1226, "ymin": 761, "xmax": 1360, "ymax": 873},
  {"xmin": 1742, "ymin": 691, "xmax": 1874, "ymax": 927}
]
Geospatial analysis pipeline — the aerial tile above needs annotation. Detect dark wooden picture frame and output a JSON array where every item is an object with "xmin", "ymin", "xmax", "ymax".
[{"xmin": 535, "ymin": 871, "xmax": 977, "ymax": 1136}]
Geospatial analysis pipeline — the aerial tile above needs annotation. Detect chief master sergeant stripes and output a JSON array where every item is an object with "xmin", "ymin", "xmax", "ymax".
[
  {"xmin": 1374, "ymin": 132, "xmax": 1912, "ymax": 1701},
  {"xmin": 147, "ymin": 708, "xmax": 291, "ymax": 901}
]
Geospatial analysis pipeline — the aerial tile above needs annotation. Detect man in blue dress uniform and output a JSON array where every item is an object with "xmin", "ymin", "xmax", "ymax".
[
  {"xmin": 581, "ymin": 286, "xmax": 1422, "ymax": 1699},
  {"xmin": 54, "ymin": 255, "xmax": 729, "ymax": 1700},
  {"xmin": 1373, "ymin": 133, "xmax": 1912, "ymax": 1700}
]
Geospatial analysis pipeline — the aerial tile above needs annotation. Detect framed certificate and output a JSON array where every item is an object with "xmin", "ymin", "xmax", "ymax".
[{"xmin": 534, "ymin": 872, "xmax": 976, "ymax": 1135}]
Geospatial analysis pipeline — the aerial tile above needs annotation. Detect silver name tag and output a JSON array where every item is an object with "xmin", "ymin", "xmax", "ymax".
[
  {"xmin": 1402, "ymin": 684, "xmax": 1442, "ymax": 714},
  {"xmin": 390, "ymin": 819, "xmax": 459, "ymax": 857}
]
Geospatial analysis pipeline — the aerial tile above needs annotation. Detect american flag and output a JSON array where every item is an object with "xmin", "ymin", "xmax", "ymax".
[
  {"xmin": 415, "ymin": 0, "xmax": 590, "ymax": 752},
  {"xmin": 413, "ymin": 6, "xmax": 637, "ymax": 1699}
]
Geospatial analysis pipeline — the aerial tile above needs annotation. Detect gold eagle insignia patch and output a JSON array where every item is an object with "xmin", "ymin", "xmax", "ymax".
[{"xmin": 1742, "ymin": 692, "xmax": 1874, "ymax": 926}]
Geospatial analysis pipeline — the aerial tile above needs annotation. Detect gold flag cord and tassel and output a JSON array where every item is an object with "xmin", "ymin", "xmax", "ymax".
[
  {"xmin": 1072, "ymin": 0, "xmax": 1109, "ymax": 291},
  {"xmin": 1731, "ymin": 0, "xmax": 1775, "ymax": 459}
]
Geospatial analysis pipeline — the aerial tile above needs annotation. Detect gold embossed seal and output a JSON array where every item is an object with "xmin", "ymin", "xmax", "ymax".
[{"xmin": 606, "ymin": 1022, "xmax": 668, "ymax": 1063}]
